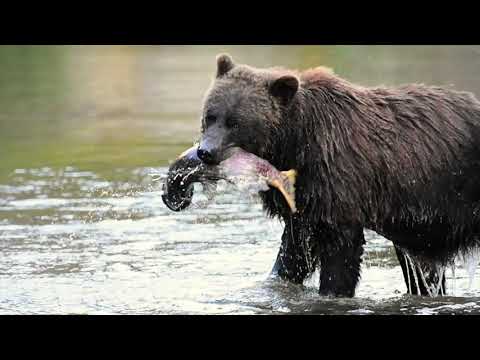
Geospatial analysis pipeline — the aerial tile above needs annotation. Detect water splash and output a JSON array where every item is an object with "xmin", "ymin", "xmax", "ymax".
[
  {"xmin": 404, "ymin": 253, "xmax": 422, "ymax": 295},
  {"xmin": 451, "ymin": 262, "xmax": 456, "ymax": 296},
  {"xmin": 403, "ymin": 252, "xmax": 445, "ymax": 297},
  {"xmin": 458, "ymin": 248, "xmax": 480, "ymax": 290},
  {"xmin": 404, "ymin": 254, "xmax": 412, "ymax": 294},
  {"xmin": 435, "ymin": 264, "xmax": 446, "ymax": 297}
]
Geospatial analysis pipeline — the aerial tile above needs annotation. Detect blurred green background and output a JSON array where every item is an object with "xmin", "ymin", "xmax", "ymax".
[{"xmin": 2, "ymin": 45, "xmax": 480, "ymax": 181}]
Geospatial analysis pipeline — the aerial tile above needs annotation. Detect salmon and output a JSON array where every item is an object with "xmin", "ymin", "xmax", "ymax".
[
  {"xmin": 218, "ymin": 147, "xmax": 298, "ymax": 213},
  {"xmin": 162, "ymin": 145, "xmax": 297, "ymax": 213}
]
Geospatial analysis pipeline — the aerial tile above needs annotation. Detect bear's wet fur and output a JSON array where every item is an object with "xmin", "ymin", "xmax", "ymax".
[{"xmin": 196, "ymin": 55, "xmax": 480, "ymax": 297}]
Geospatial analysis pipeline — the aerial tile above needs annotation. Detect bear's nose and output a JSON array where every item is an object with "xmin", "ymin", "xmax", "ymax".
[{"xmin": 197, "ymin": 148, "xmax": 216, "ymax": 165}]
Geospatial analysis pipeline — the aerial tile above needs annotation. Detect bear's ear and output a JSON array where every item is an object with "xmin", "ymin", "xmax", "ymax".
[
  {"xmin": 269, "ymin": 75, "xmax": 299, "ymax": 104},
  {"xmin": 216, "ymin": 54, "xmax": 235, "ymax": 78}
]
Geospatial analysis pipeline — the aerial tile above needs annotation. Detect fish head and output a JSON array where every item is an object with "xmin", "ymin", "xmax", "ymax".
[
  {"xmin": 162, "ymin": 146, "xmax": 221, "ymax": 212},
  {"xmin": 161, "ymin": 146, "xmax": 200, "ymax": 211}
]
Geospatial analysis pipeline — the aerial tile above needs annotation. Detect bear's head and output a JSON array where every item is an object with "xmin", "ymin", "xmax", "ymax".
[
  {"xmin": 196, "ymin": 54, "xmax": 300, "ymax": 166},
  {"xmin": 162, "ymin": 54, "xmax": 302, "ymax": 213}
]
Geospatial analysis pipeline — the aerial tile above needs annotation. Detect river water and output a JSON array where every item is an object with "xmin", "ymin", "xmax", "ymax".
[{"xmin": 1, "ymin": 45, "xmax": 480, "ymax": 314}]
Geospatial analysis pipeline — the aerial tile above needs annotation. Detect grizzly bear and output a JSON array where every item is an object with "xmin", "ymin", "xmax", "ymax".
[{"xmin": 162, "ymin": 54, "xmax": 480, "ymax": 298}]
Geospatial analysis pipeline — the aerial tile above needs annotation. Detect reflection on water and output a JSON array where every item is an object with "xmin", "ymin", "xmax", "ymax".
[{"xmin": 1, "ymin": 46, "xmax": 480, "ymax": 314}]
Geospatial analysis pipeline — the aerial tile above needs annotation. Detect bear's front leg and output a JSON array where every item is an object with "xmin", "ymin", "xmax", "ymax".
[
  {"xmin": 318, "ymin": 224, "xmax": 365, "ymax": 298},
  {"xmin": 271, "ymin": 216, "xmax": 318, "ymax": 284}
]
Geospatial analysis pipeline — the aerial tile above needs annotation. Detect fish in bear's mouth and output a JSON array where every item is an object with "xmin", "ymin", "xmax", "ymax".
[{"xmin": 161, "ymin": 146, "xmax": 298, "ymax": 213}]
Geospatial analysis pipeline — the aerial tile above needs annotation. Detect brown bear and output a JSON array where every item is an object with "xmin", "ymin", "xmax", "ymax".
[{"xmin": 162, "ymin": 54, "xmax": 480, "ymax": 298}]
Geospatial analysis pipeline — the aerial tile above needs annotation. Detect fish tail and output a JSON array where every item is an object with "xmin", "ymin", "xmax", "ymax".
[
  {"xmin": 279, "ymin": 169, "xmax": 297, "ymax": 213},
  {"xmin": 282, "ymin": 169, "xmax": 297, "ymax": 187}
]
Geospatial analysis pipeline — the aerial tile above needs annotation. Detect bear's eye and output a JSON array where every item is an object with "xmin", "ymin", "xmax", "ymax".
[{"xmin": 205, "ymin": 114, "xmax": 217, "ymax": 126}]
